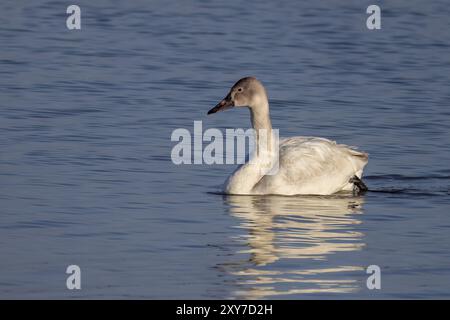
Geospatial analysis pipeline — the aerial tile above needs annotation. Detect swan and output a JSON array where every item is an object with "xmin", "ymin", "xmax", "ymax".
[{"xmin": 207, "ymin": 77, "xmax": 368, "ymax": 196}]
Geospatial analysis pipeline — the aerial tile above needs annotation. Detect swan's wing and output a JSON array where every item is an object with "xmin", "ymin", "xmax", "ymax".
[
  {"xmin": 254, "ymin": 137, "xmax": 368, "ymax": 195},
  {"xmin": 279, "ymin": 136, "xmax": 368, "ymax": 176}
]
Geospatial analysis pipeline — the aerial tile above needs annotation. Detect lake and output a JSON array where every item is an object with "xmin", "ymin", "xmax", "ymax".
[{"xmin": 0, "ymin": 0, "xmax": 449, "ymax": 299}]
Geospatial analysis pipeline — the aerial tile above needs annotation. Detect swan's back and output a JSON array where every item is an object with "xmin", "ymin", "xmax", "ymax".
[{"xmin": 252, "ymin": 137, "xmax": 368, "ymax": 195}]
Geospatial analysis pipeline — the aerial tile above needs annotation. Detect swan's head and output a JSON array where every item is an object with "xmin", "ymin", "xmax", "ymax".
[{"xmin": 208, "ymin": 77, "xmax": 268, "ymax": 115}]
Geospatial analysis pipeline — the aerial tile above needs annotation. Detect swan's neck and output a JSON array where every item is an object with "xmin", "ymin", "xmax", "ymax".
[
  {"xmin": 250, "ymin": 99, "xmax": 272, "ymax": 132},
  {"xmin": 225, "ymin": 99, "xmax": 278, "ymax": 195},
  {"xmin": 249, "ymin": 99, "xmax": 275, "ymax": 156}
]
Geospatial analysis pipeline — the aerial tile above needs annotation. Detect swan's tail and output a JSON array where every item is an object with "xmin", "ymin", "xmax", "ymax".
[{"xmin": 348, "ymin": 149, "xmax": 369, "ymax": 165}]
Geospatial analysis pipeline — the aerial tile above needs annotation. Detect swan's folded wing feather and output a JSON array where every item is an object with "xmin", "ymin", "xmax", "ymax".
[{"xmin": 254, "ymin": 137, "xmax": 368, "ymax": 195}]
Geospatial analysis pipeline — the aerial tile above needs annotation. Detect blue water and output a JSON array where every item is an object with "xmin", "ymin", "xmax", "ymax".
[{"xmin": 1, "ymin": 0, "xmax": 450, "ymax": 299}]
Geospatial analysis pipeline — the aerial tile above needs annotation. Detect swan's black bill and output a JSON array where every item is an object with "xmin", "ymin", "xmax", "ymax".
[{"xmin": 207, "ymin": 97, "xmax": 234, "ymax": 115}]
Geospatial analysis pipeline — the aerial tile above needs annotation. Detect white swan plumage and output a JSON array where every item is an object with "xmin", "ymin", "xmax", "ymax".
[{"xmin": 207, "ymin": 77, "xmax": 368, "ymax": 196}]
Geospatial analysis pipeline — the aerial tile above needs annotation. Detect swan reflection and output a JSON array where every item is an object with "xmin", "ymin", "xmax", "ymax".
[{"xmin": 222, "ymin": 194, "xmax": 366, "ymax": 299}]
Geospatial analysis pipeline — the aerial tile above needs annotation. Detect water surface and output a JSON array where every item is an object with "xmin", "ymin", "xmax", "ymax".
[{"xmin": 1, "ymin": 0, "xmax": 450, "ymax": 299}]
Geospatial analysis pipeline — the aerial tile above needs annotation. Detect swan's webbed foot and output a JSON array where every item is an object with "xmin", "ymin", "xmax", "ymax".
[{"xmin": 349, "ymin": 175, "xmax": 368, "ymax": 196}]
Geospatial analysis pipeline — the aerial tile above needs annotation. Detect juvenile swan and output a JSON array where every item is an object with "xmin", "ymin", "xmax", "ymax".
[{"xmin": 207, "ymin": 77, "xmax": 368, "ymax": 195}]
